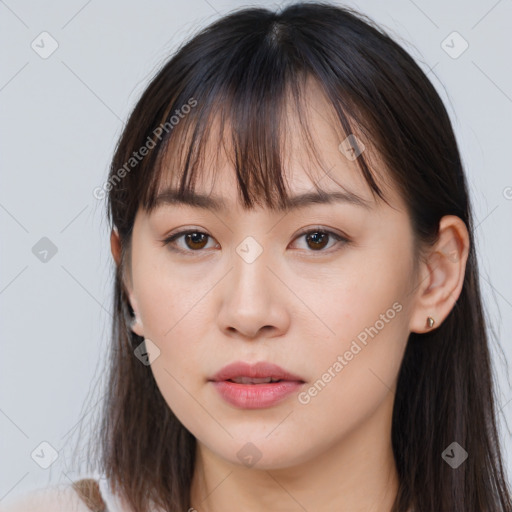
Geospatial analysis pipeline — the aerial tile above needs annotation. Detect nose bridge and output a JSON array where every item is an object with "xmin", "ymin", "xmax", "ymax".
[
  {"xmin": 230, "ymin": 234, "xmax": 273, "ymax": 306},
  {"xmin": 216, "ymin": 232, "xmax": 289, "ymax": 339},
  {"xmin": 229, "ymin": 212, "xmax": 275, "ymax": 294}
]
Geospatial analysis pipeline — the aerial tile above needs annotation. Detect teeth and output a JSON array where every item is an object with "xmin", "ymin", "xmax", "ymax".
[{"xmin": 230, "ymin": 377, "xmax": 281, "ymax": 384}]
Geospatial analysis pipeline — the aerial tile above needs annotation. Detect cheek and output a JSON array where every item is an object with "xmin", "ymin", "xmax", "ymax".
[
  {"xmin": 131, "ymin": 254, "xmax": 218, "ymax": 420},
  {"xmin": 292, "ymin": 288, "xmax": 409, "ymax": 449},
  {"xmin": 293, "ymin": 243, "xmax": 412, "ymax": 352},
  {"xmin": 133, "ymin": 248, "xmax": 214, "ymax": 339},
  {"xmin": 136, "ymin": 278, "xmax": 212, "ymax": 385},
  {"xmin": 142, "ymin": 304, "xmax": 215, "ymax": 439},
  {"xmin": 293, "ymin": 237, "xmax": 413, "ymax": 409},
  {"xmin": 299, "ymin": 307, "xmax": 408, "ymax": 410}
]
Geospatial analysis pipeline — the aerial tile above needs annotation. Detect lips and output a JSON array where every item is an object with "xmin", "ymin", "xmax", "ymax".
[
  {"xmin": 209, "ymin": 361, "xmax": 305, "ymax": 409},
  {"xmin": 210, "ymin": 361, "xmax": 305, "ymax": 384}
]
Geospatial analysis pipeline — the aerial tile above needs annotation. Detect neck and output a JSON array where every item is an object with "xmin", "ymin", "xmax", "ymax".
[{"xmin": 190, "ymin": 390, "xmax": 399, "ymax": 512}]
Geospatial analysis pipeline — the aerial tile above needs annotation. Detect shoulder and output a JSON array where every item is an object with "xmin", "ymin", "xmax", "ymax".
[{"xmin": 0, "ymin": 479, "xmax": 102, "ymax": 512}]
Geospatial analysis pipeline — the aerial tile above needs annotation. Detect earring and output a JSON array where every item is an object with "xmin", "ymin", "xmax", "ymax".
[{"xmin": 426, "ymin": 316, "xmax": 435, "ymax": 329}]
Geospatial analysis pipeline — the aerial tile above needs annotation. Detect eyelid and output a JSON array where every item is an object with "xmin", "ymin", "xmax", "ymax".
[{"xmin": 293, "ymin": 225, "xmax": 348, "ymax": 241}]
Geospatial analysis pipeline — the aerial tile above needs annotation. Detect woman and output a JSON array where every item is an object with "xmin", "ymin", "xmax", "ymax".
[{"xmin": 4, "ymin": 2, "xmax": 511, "ymax": 511}]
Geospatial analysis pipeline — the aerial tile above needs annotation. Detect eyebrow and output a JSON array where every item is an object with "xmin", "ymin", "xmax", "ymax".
[{"xmin": 153, "ymin": 188, "xmax": 373, "ymax": 212}]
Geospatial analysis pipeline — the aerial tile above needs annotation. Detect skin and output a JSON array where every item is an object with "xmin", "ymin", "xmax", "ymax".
[{"xmin": 110, "ymin": 88, "xmax": 469, "ymax": 511}]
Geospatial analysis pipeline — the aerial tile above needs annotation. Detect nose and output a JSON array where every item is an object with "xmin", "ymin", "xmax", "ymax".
[{"xmin": 216, "ymin": 249, "xmax": 291, "ymax": 341}]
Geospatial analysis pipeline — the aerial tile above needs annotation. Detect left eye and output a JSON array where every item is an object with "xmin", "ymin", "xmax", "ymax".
[
  {"xmin": 161, "ymin": 228, "xmax": 349, "ymax": 254},
  {"xmin": 291, "ymin": 229, "xmax": 348, "ymax": 252}
]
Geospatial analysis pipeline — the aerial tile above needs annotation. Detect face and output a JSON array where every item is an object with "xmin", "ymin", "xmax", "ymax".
[{"xmin": 124, "ymin": 92, "xmax": 419, "ymax": 471}]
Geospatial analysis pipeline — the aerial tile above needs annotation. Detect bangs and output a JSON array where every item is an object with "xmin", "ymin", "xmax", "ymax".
[{"xmin": 137, "ymin": 51, "xmax": 388, "ymax": 215}]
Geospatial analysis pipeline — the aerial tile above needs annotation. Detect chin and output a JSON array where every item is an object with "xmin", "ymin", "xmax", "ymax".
[{"xmin": 206, "ymin": 433, "xmax": 318, "ymax": 471}]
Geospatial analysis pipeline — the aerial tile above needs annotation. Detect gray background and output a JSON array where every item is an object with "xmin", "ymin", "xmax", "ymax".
[{"xmin": 1, "ymin": 0, "xmax": 511, "ymax": 503}]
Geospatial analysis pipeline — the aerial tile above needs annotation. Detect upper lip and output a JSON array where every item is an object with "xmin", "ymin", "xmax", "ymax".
[{"xmin": 210, "ymin": 361, "xmax": 305, "ymax": 382}]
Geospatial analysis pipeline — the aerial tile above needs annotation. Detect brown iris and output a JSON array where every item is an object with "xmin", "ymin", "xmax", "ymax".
[
  {"xmin": 184, "ymin": 232, "xmax": 209, "ymax": 250},
  {"xmin": 305, "ymin": 231, "xmax": 329, "ymax": 250}
]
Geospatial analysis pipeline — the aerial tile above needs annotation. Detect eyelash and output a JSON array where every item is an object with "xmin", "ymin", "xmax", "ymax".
[{"xmin": 160, "ymin": 227, "xmax": 350, "ymax": 256}]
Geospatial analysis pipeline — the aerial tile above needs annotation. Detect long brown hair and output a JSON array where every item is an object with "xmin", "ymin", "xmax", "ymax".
[{"xmin": 77, "ymin": 2, "xmax": 512, "ymax": 510}]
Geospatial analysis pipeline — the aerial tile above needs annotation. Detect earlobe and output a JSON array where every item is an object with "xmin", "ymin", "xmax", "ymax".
[{"xmin": 409, "ymin": 215, "xmax": 470, "ymax": 334}]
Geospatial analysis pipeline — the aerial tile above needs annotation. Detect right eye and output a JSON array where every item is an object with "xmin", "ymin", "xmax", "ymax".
[{"xmin": 161, "ymin": 229, "xmax": 219, "ymax": 255}]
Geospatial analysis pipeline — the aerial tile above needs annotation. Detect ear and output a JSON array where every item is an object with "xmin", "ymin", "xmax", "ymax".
[
  {"xmin": 409, "ymin": 215, "xmax": 470, "ymax": 333},
  {"xmin": 110, "ymin": 227, "xmax": 122, "ymax": 267},
  {"xmin": 110, "ymin": 228, "xmax": 145, "ymax": 337}
]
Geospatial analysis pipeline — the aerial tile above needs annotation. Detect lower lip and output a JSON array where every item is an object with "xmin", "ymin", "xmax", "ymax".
[{"xmin": 211, "ymin": 380, "xmax": 304, "ymax": 409}]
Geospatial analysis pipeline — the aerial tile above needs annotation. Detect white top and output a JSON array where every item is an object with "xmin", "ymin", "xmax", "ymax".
[
  {"xmin": 96, "ymin": 474, "xmax": 127, "ymax": 512},
  {"xmin": 95, "ymin": 473, "xmax": 166, "ymax": 512}
]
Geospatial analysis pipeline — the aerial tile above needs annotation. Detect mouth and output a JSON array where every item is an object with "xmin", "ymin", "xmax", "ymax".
[
  {"xmin": 209, "ymin": 361, "xmax": 305, "ymax": 409},
  {"xmin": 210, "ymin": 360, "xmax": 305, "ymax": 383}
]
